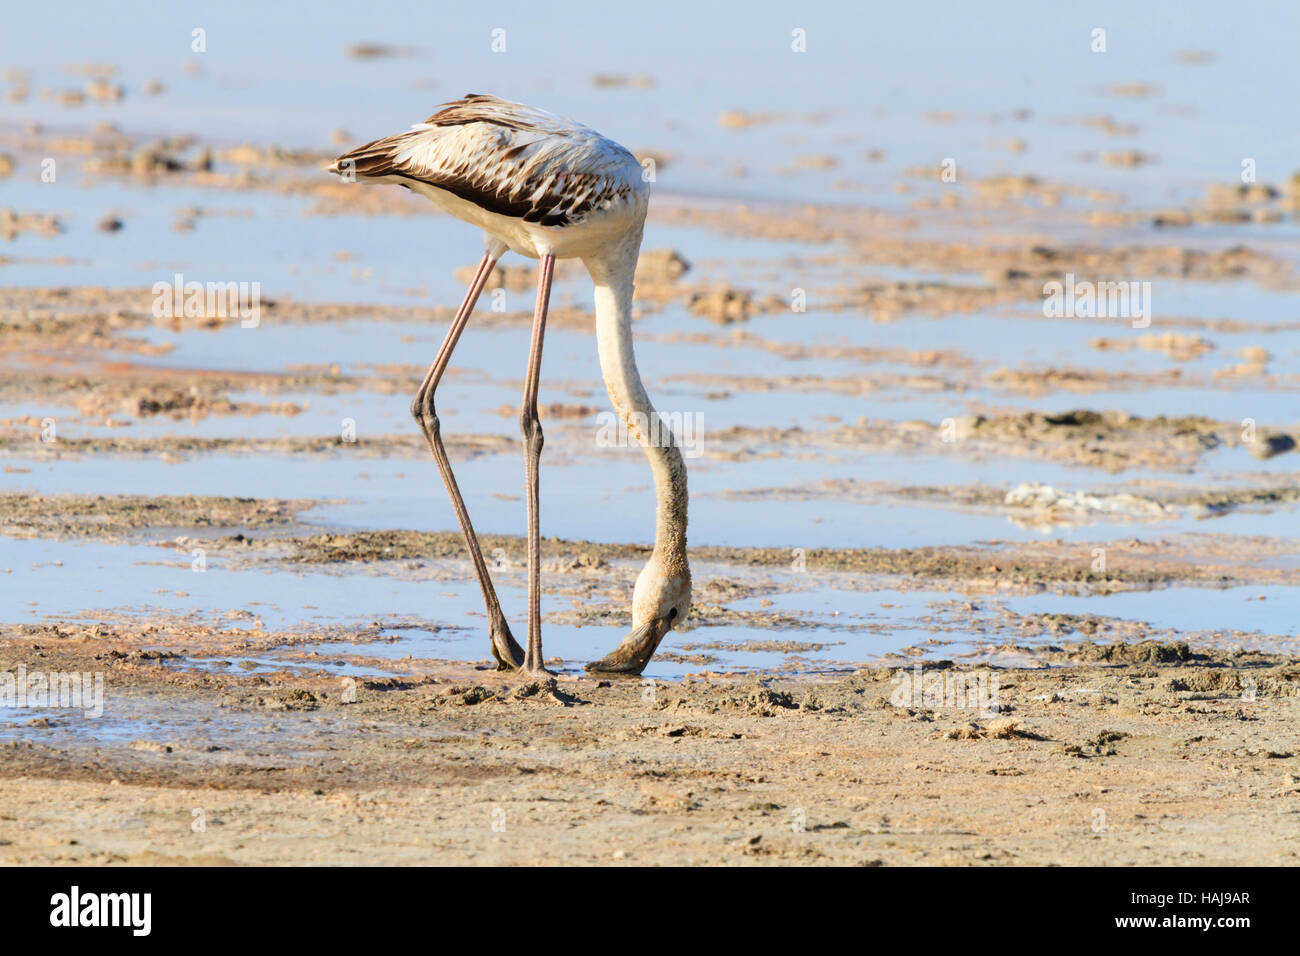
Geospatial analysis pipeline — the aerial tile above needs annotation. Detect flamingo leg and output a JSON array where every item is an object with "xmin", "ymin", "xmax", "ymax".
[
  {"xmin": 411, "ymin": 251, "xmax": 524, "ymax": 670},
  {"xmin": 519, "ymin": 253, "xmax": 556, "ymax": 674}
]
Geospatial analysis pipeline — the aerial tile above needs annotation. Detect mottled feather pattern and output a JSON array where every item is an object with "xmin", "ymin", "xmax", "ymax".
[{"xmin": 330, "ymin": 94, "xmax": 643, "ymax": 227}]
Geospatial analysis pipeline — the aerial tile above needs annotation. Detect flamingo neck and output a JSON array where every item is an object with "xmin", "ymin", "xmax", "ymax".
[{"xmin": 586, "ymin": 229, "xmax": 689, "ymax": 563}]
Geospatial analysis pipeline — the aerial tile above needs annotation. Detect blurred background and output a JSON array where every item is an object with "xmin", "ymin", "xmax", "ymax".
[{"xmin": 2, "ymin": 1, "xmax": 1297, "ymax": 674}]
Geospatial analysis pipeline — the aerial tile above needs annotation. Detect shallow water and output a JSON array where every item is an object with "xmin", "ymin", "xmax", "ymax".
[
  {"xmin": 7, "ymin": 1, "xmax": 1300, "ymax": 204},
  {"xmin": 8, "ymin": 532, "xmax": 1299, "ymax": 681},
  {"xmin": 2, "ymin": 0, "xmax": 1298, "ymax": 676}
]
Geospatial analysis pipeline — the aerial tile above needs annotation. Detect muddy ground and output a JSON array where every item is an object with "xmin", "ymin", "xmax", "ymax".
[
  {"xmin": 4, "ymin": 45, "xmax": 1299, "ymax": 866},
  {"xmin": 2, "ymin": 491, "xmax": 1298, "ymax": 865},
  {"xmin": 2, "ymin": 635, "xmax": 1297, "ymax": 866}
]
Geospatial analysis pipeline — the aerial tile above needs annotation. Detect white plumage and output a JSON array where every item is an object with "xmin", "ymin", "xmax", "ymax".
[
  {"xmin": 329, "ymin": 93, "xmax": 647, "ymax": 260},
  {"xmin": 329, "ymin": 94, "xmax": 689, "ymax": 677}
]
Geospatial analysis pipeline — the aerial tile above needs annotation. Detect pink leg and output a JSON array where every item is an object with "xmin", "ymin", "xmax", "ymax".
[
  {"xmin": 519, "ymin": 254, "xmax": 556, "ymax": 673},
  {"xmin": 411, "ymin": 252, "xmax": 523, "ymax": 670}
]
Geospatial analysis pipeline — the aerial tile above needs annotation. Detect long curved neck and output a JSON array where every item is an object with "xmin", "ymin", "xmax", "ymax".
[{"xmin": 587, "ymin": 227, "xmax": 688, "ymax": 561}]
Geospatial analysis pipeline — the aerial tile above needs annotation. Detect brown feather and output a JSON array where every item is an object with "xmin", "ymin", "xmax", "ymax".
[{"xmin": 330, "ymin": 95, "xmax": 638, "ymax": 228}]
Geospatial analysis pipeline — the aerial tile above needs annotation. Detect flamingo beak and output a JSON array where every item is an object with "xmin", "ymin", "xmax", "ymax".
[{"xmin": 585, "ymin": 615, "xmax": 675, "ymax": 676}]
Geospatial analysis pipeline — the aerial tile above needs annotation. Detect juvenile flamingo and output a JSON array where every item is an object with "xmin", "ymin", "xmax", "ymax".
[{"xmin": 329, "ymin": 94, "xmax": 690, "ymax": 676}]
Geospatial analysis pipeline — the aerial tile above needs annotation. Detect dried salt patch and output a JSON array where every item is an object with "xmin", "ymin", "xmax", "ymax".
[{"xmin": 1004, "ymin": 482, "xmax": 1170, "ymax": 518}]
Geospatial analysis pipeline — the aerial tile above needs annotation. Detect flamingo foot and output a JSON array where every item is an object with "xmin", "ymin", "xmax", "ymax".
[{"xmin": 490, "ymin": 615, "xmax": 525, "ymax": 671}]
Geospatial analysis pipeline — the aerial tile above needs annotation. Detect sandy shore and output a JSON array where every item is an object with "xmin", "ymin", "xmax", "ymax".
[
  {"xmin": 3, "ymin": 39, "xmax": 1299, "ymax": 869},
  {"xmin": 2, "ymin": 637, "xmax": 1297, "ymax": 866}
]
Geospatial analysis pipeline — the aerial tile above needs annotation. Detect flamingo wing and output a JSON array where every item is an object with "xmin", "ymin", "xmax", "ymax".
[{"xmin": 329, "ymin": 94, "xmax": 640, "ymax": 227}]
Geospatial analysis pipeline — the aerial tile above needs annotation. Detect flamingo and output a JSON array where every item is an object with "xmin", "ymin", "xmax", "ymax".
[{"xmin": 328, "ymin": 94, "xmax": 690, "ymax": 677}]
